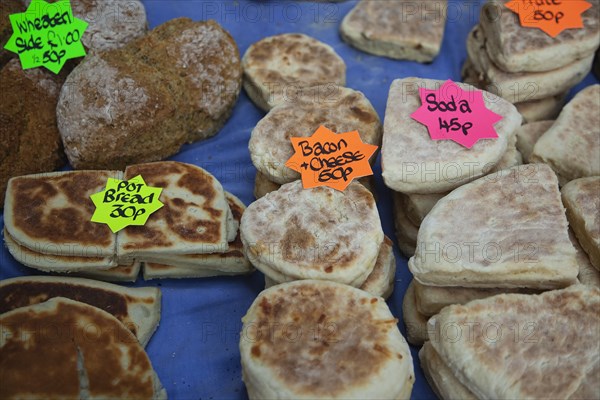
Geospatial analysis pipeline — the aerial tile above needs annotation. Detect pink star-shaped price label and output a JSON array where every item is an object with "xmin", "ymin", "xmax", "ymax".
[{"xmin": 410, "ymin": 80, "xmax": 503, "ymax": 149}]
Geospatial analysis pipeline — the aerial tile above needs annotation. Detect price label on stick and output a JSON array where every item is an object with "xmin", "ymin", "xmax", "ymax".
[
  {"xmin": 505, "ymin": 0, "xmax": 591, "ymax": 38},
  {"xmin": 90, "ymin": 175, "xmax": 164, "ymax": 233},
  {"xmin": 4, "ymin": 0, "xmax": 88, "ymax": 74},
  {"xmin": 285, "ymin": 125, "xmax": 378, "ymax": 191},
  {"xmin": 410, "ymin": 80, "xmax": 503, "ymax": 149}
]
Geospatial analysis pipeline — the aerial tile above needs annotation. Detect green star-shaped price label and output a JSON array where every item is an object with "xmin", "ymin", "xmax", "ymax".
[
  {"xmin": 4, "ymin": 0, "xmax": 88, "ymax": 74},
  {"xmin": 90, "ymin": 175, "xmax": 164, "ymax": 233}
]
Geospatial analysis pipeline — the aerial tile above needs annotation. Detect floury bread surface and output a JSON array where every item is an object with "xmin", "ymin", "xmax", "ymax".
[
  {"xmin": 240, "ymin": 280, "xmax": 414, "ymax": 399},
  {"xmin": 242, "ymin": 33, "xmax": 346, "ymax": 111},
  {"xmin": 340, "ymin": 0, "xmax": 446, "ymax": 62},
  {"xmin": 241, "ymin": 181, "xmax": 383, "ymax": 287},
  {"xmin": 381, "ymin": 78, "xmax": 522, "ymax": 194},
  {"xmin": 57, "ymin": 18, "xmax": 242, "ymax": 169},
  {"xmin": 530, "ymin": 85, "xmax": 600, "ymax": 186},
  {"xmin": 428, "ymin": 285, "xmax": 600, "ymax": 399},
  {"xmin": 409, "ymin": 164, "xmax": 579, "ymax": 288}
]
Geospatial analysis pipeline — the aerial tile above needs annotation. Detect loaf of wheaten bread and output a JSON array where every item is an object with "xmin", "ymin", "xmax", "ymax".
[
  {"xmin": 0, "ymin": 59, "xmax": 67, "ymax": 208},
  {"xmin": 57, "ymin": 18, "xmax": 242, "ymax": 169}
]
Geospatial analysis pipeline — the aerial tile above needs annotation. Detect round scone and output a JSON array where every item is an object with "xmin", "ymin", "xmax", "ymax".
[
  {"xmin": 249, "ymin": 86, "xmax": 381, "ymax": 184},
  {"xmin": 57, "ymin": 18, "xmax": 241, "ymax": 169},
  {"xmin": 240, "ymin": 280, "xmax": 414, "ymax": 400},
  {"xmin": 0, "ymin": 297, "xmax": 166, "ymax": 399},
  {"xmin": 241, "ymin": 180, "xmax": 383, "ymax": 287},
  {"xmin": 242, "ymin": 33, "xmax": 346, "ymax": 111}
]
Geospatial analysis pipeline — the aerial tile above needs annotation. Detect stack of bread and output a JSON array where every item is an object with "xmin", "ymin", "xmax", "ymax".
[
  {"xmin": 242, "ymin": 33, "xmax": 382, "ymax": 198},
  {"xmin": 3, "ymin": 161, "xmax": 252, "ymax": 282},
  {"xmin": 0, "ymin": 0, "xmax": 149, "ymax": 207},
  {"xmin": 419, "ymin": 285, "xmax": 600, "ymax": 399},
  {"xmin": 403, "ymin": 164, "xmax": 582, "ymax": 345},
  {"xmin": 249, "ymin": 84, "xmax": 382, "ymax": 199},
  {"xmin": 462, "ymin": 0, "xmax": 600, "ymax": 123},
  {"xmin": 240, "ymin": 280, "xmax": 414, "ymax": 399},
  {"xmin": 0, "ymin": 275, "xmax": 166, "ymax": 398},
  {"xmin": 240, "ymin": 180, "xmax": 396, "ymax": 299},
  {"xmin": 381, "ymin": 77, "xmax": 523, "ymax": 257}
]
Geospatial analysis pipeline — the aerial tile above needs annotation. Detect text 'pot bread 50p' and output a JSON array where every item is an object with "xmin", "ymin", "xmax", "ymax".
[
  {"xmin": 240, "ymin": 180, "xmax": 383, "ymax": 287},
  {"xmin": 239, "ymin": 280, "xmax": 414, "ymax": 399}
]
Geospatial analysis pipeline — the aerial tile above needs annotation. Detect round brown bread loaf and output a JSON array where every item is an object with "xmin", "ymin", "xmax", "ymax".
[
  {"xmin": 0, "ymin": 59, "xmax": 67, "ymax": 208},
  {"xmin": 57, "ymin": 18, "xmax": 242, "ymax": 170}
]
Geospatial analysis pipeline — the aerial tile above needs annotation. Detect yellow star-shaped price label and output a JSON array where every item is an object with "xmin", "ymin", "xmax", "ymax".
[{"xmin": 90, "ymin": 175, "xmax": 164, "ymax": 233}]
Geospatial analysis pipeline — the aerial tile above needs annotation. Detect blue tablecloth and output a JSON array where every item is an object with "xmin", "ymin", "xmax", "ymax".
[{"xmin": 1, "ymin": 1, "xmax": 598, "ymax": 399}]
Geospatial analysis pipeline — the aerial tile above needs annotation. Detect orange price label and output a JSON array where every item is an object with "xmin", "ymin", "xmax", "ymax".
[
  {"xmin": 505, "ymin": 0, "xmax": 592, "ymax": 38},
  {"xmin": 285, "ymin": 125, "xmax": 378, "ymax": 191}
]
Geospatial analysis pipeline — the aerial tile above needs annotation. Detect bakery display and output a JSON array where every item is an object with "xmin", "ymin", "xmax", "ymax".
[
  {"xmin": 0, "ymin": 297, "xmax": 166, "ymax": 399},
  {"xmin": 530, "ymin": 85, "xmax": 600, "ymax": 185},
  {"xmin": 242, "ymin": 33, "xmax": 346, "ymax": 111},
  {"xmin": 423, "ymin": 285, "xmax": 600, "ymax": 399},
  {"xmin": 57, "ymin": 18, "xmax": 242, "ymax": 169},
  {"xmin": 340, "ymin": 0, "xmax": 446, "ymax": 62},
  {"xmin": 240, "ymin": 280, "xmax": 414, "ymax": 399},
  {"xmin": 1, "ymin": 1, "xmax": 599, "ymax": 399}
]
